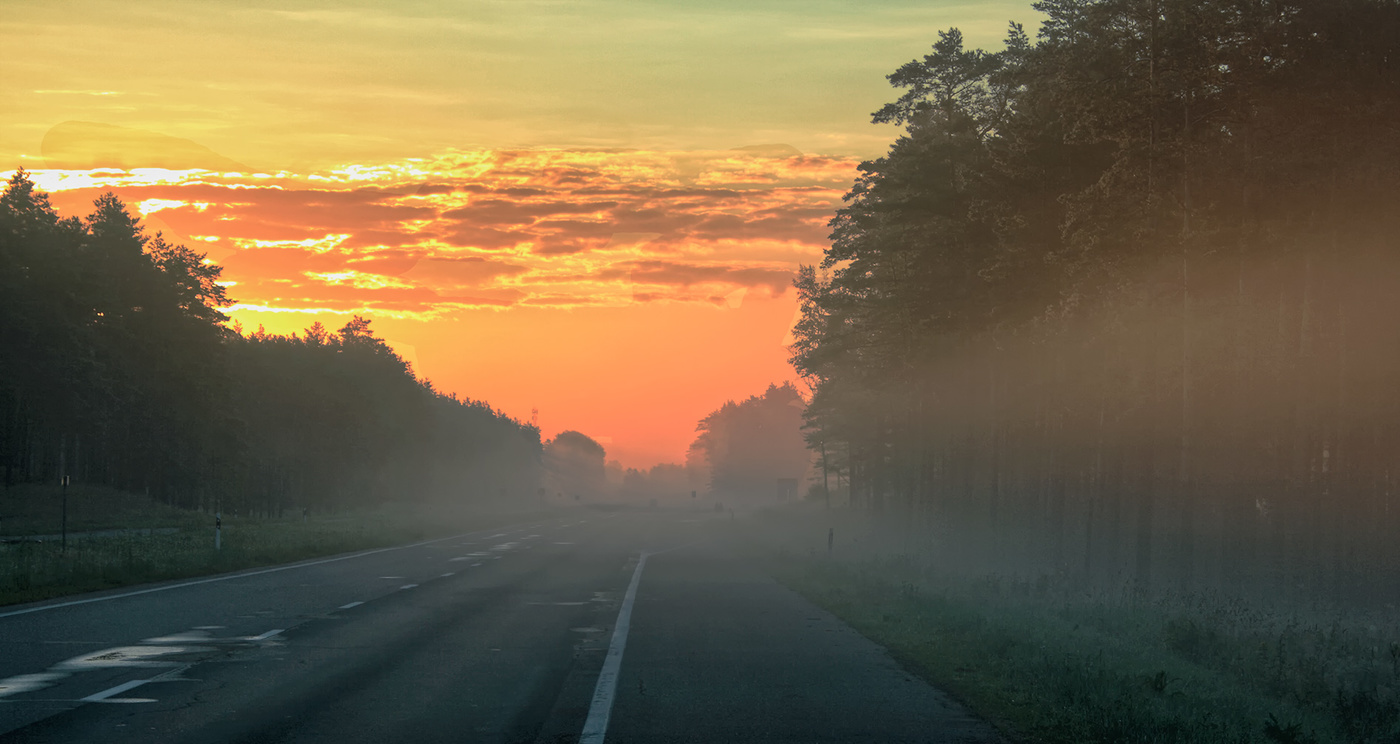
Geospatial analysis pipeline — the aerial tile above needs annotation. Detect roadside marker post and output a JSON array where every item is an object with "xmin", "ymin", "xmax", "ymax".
[
  {"xmin": 821, "ymin": 440, "xmax": 831, "ymax": 511},
  {"xmin": 61, "ymin": 475, "xmax": 69, "ymax": 553},
  {"xmin": 215, "ymin": 512, "xmax": 222, "ymax": 551}
]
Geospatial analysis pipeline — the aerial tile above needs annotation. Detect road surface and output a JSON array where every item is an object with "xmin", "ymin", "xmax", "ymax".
[{"xmin": 0, "ymin": 509, "xmax": 1002, "ymax": 743}]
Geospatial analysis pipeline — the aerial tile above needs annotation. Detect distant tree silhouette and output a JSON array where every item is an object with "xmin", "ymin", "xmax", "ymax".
[
  {"xmin": 616, "ymin": 462, "xmax": 697, "ymax": 504},
  {"xmin": 544, "ymin": 430, "xmax": 606, "ymax": 500},
  {"xmin": 690, "ymin": 383, "xmax": 810, "ymax": 502}
]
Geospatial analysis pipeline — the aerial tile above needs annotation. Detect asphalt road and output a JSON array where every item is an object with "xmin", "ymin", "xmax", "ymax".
[{"xmin": 0, "ymin": 509, "xmax": 1003, "ymax": 743}]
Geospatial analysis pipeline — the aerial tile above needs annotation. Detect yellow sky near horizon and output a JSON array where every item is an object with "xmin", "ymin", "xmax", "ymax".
[{"xmin": 3, "ymin": 1, "xmax": 1038, "ymax": 467}]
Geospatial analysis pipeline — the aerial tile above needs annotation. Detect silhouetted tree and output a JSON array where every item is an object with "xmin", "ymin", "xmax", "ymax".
[
  {"xmin": 691, "ymin": 383, "xmax": 810, "ymax": 502},
  {"xmin": 544, "ymin": 430, "xmax": 606, "ymax": 500}
]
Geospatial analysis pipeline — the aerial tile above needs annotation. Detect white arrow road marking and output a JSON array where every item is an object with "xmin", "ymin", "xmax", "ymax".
[{"xmin": 82, "ymin": 679, "xmax": 150, "ymax": 702}]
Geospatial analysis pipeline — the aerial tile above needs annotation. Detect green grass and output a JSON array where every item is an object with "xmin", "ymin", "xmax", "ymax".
[
  {"xmin": 761, "ymin": 543, "xmax": 1400, "ymax": 743},
  {"xmin": 0, "ymin": 482, "xmax": 206, "ymax": 536},
  {"xmin": 0, "ymin": 489, "xmax": 544, "ymax": 607}
]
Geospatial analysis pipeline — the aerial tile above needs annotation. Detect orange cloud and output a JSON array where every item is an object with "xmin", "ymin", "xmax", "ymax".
[{"xmin": 34, "ymin": 147, "xmax": 852, "ymax": 316}]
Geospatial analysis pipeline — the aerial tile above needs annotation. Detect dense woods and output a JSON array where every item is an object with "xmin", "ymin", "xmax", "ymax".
[
  {"xmin": 688, "ymin": 382, "xmax": 811, "ymax": 504},
  {"xmin": 544, "ymin": 430, "xmax": 607, "ymax": 500},
  {"xmin": 792, "ymin": 0, "xmax": 1400, "ymax": 603},
  {"xmin": 0, "ymin": 171, "xmax": 541, "ymax": 515}
]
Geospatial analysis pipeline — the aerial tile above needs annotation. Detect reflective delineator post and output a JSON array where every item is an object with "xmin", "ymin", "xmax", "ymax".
[
  {"xmin": 821, "ymin": 440, "xmax": 831, "ymax": 511},
  {"xmin": 215, "ymin": 512, "xmax": 222, "ymax": 551},
  {"xmin": 61, "ymin": 475, "xmax": 69, "ymax": 553}
]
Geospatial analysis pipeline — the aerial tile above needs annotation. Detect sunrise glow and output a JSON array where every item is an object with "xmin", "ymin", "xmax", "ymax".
[
  {"xmin": 3, "ymin": 0, "xmax": 1033, "ymax": 466},
  {"xmin": 26, "ymin": 148, "xmax": 852, "ymax": 464}
]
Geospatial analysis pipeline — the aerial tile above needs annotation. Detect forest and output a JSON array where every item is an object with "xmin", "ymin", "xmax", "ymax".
[
  {"xmin": 0, "ymin": 171, "xmax": 542, "ymax": 516},
  {"xmin": 791, "ymin": 0, "xmax": 1400, "ymax": 605},
  {"xmin": 687, "ymin": 382, "xmax": 812, "ymax": 504}
]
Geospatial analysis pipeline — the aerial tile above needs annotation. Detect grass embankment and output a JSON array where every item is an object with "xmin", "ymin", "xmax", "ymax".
[
  {"xmin": 751, "ymin": 511, "xmax": 1400, "ymax": 744},
  {"xmin": 1, "ymin": 483, "xmax": 540, "ymax": 607},
  {"xmin": 0, "ymin": 482, "xmax": 207, "ymax": 536}
]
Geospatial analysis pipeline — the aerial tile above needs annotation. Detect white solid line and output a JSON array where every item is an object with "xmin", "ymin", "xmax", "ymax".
[
  {"xmin": 338, "ymin": 601, "xmax": 364, "ymax": 610},
  {"xmin": 250, "ymin": 629, "xmax": 284, "ymax": 641},
  {"xmin": 399, "ymin": 584, "xmax": 418, "ymax": 590},
  {"xmin": 82, "ymin": 679, "xmax": 148, "ymax": 702},
  {"xmin": 0, "ymin": 524, "xmax": 519, "ymax": 620},
  {"xmin": 579, "ymin": 553, "xmax": 649, "ymax": 744}
]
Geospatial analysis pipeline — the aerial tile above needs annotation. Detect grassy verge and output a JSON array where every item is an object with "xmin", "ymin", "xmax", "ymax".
[
  {"xmin": 0, "ymin": 482, "xmax": 206, "ymax": 536},
  {"xmin": 0, "ymin": 496, "xmax": 544, "ymax": 607},
  {"xmin": 766, "ymin": 549, "xmax": 1400, "ymax": 744}
]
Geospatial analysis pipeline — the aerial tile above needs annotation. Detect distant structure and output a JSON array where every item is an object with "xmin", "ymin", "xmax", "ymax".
[{"xmin": 776, "ymin": 478, "xmax": 799, "ymax": 502}]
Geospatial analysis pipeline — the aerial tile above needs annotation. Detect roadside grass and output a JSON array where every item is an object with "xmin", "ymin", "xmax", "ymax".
[
  {"xmin": 0, "ymin": 491, "xmax": 544, "ymax": 607},
  {"xmin": 0, "ymin": 482, "xmax": 206, "ymax": 536},
  {"xmin": 750, "ymin": 514, "xmax": 1400, "ymax": 744}
]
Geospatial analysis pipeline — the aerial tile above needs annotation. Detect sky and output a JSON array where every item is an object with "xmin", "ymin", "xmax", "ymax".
[{"xmin": 2, "ymin": 0, "xmax": 1034, "ymax": 468}]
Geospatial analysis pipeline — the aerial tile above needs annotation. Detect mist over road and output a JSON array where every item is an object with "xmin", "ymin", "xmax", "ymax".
[{"xmin": 0, "ymin": 511, "xmax": 1000, "ymax": 743}]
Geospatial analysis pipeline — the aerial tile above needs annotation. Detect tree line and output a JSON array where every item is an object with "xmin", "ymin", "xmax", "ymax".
[
  {"xmin": 791, "ymin": 0, "xmax": 1400, "ymax": 604},
  {"xmin": 533, "ymin": 383, "xmax": 811, "ymax": 507},
  {"xmin": 1, "ymin": 171, "xmax": 541, "ymax": 516}
]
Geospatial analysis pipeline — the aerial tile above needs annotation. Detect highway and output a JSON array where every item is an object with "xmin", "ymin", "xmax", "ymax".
[{"xmin": 0, "ymin": 510, "xmax": 1002, "ymax": 743}]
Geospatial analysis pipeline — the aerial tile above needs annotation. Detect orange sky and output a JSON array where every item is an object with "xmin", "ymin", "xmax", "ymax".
[{"xmin": 4, "ymin": 1, "xmax": 1037, "ymax": 467}]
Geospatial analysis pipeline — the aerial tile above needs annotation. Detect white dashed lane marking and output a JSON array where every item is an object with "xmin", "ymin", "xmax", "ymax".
[{"xmin": 0, "ymin": 524, "xmax": 521, "ymax": 620}]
